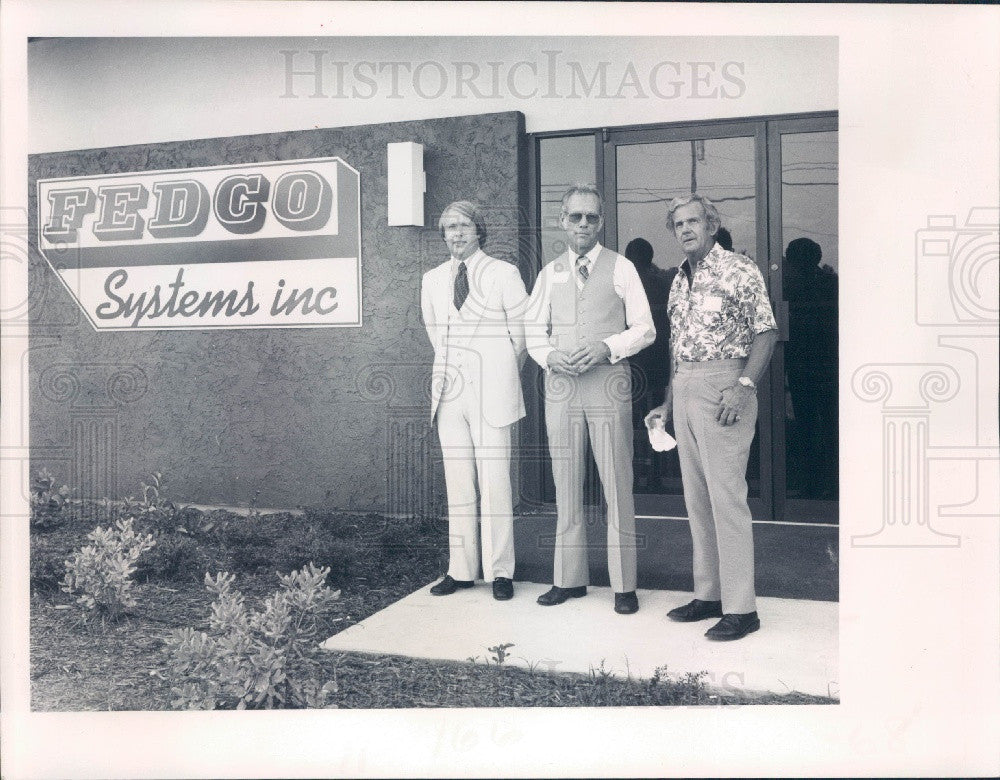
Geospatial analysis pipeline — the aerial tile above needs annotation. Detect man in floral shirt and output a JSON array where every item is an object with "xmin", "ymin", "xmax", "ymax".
[{"xmin": 645, "ymin": 194, "xmax": 777, "ymax": 641}]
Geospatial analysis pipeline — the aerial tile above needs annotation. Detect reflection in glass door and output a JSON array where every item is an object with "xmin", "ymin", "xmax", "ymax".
[
  {"xmin": 530, "ymin": 114, "xmax": 838, "ymax": 521},
  {"xmin": 773, "ymin": 126, "xmax": 839, "ymax": 516},
  {"xmin": 615, "ymin": 136, "xmax": 760, "ymax": 499},
  {"xmin": 604, "ymin": 125, "xmax": 769, "ymax": 518}
]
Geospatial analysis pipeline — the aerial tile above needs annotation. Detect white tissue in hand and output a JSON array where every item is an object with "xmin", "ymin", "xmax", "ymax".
[{"xmin": 648, "ymin": 424, "xmax": 677, "ymax": 452}]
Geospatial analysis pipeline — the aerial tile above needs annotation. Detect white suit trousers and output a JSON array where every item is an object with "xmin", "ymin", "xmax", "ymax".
[{"xmin": 436, "ymin": 381, "xmax": 515, "ymax": 582}]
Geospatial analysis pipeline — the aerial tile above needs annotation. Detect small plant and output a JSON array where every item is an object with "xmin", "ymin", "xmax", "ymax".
[
  {"xmin": 140, "ymin": 471, "xmax": 165, "ymax": 509},
  {"xmin": 578, "ymin": 659, "xmax": 627, "ymax": 706},
  {"xmin": 173, "ymin": 506, "xmax": 226, "ymax": 539},
  {"xmin": 589, "ymin": 659, "xmax": 614, "ymax": 683},
  {"xmin": 133, "ymin": 471, "xmax": 178, "ymax": 527},
  {"xmin": 164, "ymin": 563, "xmax": 341, "ymax": 710},
  {"xmin": 30, "ymin": 468, "xmax": 71, "ymax": 528},
  {"xmin": 485, "ymin": 642, "xmax": 516, "ymax": 706},
  {"xmin": 487, "ymin": 642, "xmax": 515, "ymax": 668},
  {"xmin": 60, "ymin": 517, "xmax": 156, "ymax": 620},
  {"xmin": 246, "ymin": 489, "xmax": 262, "ymax": 522},
  {"xmin": 648, "ymin": 665, "xmax": 710, "ymax": 705}
]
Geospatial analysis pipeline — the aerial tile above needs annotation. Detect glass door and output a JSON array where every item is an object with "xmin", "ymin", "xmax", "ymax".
[
  {"xmin": 526, "ymin": 113, "xmax": 838, "ymax": 522},
  {"xmin": 768, "ymin": 116, "xmax": 839, "ymax": 523},
  {"xmin": 602, "ymin": 121, "xmax": 771, "ymax": 519}
]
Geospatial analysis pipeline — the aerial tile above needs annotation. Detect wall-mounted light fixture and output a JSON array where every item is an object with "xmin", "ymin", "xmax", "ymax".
[{"xmin": 387, "ymin": 142, "xmax": 425, "ymax": 226}]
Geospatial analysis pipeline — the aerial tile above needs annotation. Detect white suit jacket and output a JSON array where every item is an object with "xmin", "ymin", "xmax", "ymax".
[{"xmin": 421, "ymin": 252, "xmax": 527, "ymax": 428}]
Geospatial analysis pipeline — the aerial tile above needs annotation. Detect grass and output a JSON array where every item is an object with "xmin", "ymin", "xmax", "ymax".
[{"xmin": 29, "ymin": 501, "xmax": 836, "ymax": 710}]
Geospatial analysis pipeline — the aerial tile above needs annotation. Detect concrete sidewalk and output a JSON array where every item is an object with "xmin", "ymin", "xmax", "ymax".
[{"xmin": 321, "ymin": 581, "xmax": 838, "ymax": 699}]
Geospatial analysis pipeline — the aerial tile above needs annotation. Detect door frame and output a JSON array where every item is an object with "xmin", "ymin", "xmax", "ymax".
[
  {"xmin": 522, "ymin": 111, "xmax": 838, "ymax": 522},
  {"xmin": 602, "ymin": 119, "xmax": 772, "ymax": 519},
  {"xmin": 766, "ymin": 113, "xmax": 839, "ymax": 523}
]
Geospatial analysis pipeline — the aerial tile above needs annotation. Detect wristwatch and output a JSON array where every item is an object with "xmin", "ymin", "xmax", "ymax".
[{"xmin": 737, "ymin": 376, "xmax": 756, "ymax": 390}]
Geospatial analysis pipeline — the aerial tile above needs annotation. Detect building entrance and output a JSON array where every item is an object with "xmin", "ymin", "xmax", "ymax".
[{"xmin": 526, "ymin": 113, "xmax": 838, "ymax": 523}]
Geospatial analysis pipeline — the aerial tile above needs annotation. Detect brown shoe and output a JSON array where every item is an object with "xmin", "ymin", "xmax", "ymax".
[
  {"xmin": 666, "ymin": 598, "xmax": 723, "ymax": 622},
  {"xmin": 536, "ymin": 585, "xmax": 587, "ymax": 606}
]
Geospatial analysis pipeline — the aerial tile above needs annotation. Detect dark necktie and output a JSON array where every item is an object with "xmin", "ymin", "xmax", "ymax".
[
  {"xmin": 576, "ymin": 255, "xmax": 590, "ymax": 284},
  {"xmin": 453, "ymin": 260, "xmax": 469, "ymax": 310}
]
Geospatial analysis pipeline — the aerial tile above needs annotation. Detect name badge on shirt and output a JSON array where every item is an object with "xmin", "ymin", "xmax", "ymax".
[{"xmin": 703, "ymin": 295, "xmax": 723, "ymax": 312}]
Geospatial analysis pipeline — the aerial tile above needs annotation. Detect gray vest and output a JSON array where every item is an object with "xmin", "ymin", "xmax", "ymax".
[{"xmin": 549, "ymin": 247, "xmax": 626, "ymax": 351}]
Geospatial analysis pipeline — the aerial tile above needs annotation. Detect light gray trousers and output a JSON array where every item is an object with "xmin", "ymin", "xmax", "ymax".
[
  {"xmin": 673, "ymin": 358, "xmax": 758, "ymax": 614},
  {"xmin": 544, "ymin": 362, "xmax": 638, "ymax": 593}
]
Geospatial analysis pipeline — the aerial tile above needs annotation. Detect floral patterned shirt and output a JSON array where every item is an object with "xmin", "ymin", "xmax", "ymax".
[{"xmin": 668, "ymin": 244, "xmax": 777, "ymax": 363}]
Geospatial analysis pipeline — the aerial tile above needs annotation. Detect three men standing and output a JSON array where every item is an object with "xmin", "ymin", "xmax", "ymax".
[
  {"xmin": 646, "ymin": 195, "xmax": 777, "ymax": 640},
  {"xmin": 421, "ymin": 190, "xmax": 775, "ymax": 641},
  {"xmin": 421, "ymin": 201, "xmax": 528, "ymax": 602}
]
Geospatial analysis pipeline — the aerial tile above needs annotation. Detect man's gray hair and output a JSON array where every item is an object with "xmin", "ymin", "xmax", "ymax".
[
  {"xmin": 666, "ymin": 194, "xmax": 721, "ymax": 233},
  {"xmin": 560, "ymin": 184, "xmax": 604, "ymax": 216}
]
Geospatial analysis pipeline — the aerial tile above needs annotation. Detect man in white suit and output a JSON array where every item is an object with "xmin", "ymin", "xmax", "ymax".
[{"xmin": 421, "ymin": 200, "xmax": 528, "ymax": 601}]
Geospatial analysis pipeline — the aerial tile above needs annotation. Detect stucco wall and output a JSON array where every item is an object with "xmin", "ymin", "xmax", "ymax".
[{"xmin": 29, "ymin": 110, "xmax": 529, "ymax": 511}]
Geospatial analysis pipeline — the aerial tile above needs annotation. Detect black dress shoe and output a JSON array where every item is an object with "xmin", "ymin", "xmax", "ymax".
[
  {"xmin": 614, "ymin": 591, "xmax": 639, "ymax": 614},
  {"xmin": 536, "ymin": 585, "xmax": 587, "ymax": 606},
  {"xmin": 705, "ymin": 611, "xmax": 760, "ymax": 641},
  {"xmin": 492, "ymin": 577, "xmax": 513, "ymax": 601},
  {"xmin": 666, "ymin": 598, "xmax": 723, "ymax": 622},
  {"xmin": 430, "ymin": 575, "xmax": 474, "ymax": 596}
]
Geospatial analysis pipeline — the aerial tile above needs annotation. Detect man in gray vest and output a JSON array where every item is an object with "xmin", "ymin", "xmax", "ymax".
[{"xmin": 527, "ymin": 184, "xmax": 655, "ymax": 614}]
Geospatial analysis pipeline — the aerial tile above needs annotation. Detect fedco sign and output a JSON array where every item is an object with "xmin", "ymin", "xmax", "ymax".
[{"xmin": 36, "ymin": 158, "xmax": 361, "ymax": 330}]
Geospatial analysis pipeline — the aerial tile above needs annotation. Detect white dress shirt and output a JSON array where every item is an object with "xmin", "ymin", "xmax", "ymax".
[{"xmin": 526, "ymin": 243, "xmax": 655, "ymax": 368}]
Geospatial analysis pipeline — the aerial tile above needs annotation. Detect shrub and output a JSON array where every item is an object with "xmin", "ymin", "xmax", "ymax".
[
  {"xmin": 217, "ymin": 513, "xmax": 356, "ymax": 584},
  {"xmin": 30, "ymin": 468, "xmax": 71, "ymax": 530},
  {"xmin": 373, "ymin": 515, "xmax": 447, "ymax": 569},
  {"xmin": 300, "ymin": 507, "xmax": 359, "ymax": 538},
  {"xmin": 135, "ymin": 533, "xmax": 213, "ymax": 583},
  {"xmin": 173, "ymin": 506, "xmax": 230, "ymax": 539},
  {"xmin": 218, "ymin": 514, "xmax": 281, "ymax": 573},
  {"xmin": 164, "ymin": 563, "xmax": 340, "ymax": 710},
  {"xmin": 60, "ymin": 517, "xmax": 156, "ymax": 620},
  {"xmin": 273, "ymin": 527, "xmax": 356, "ymax": 586},
  {"xmin": 218, "ymin": 513, "xmax": 280, "ymax": 550},
  {"xmin": 31, "ymin": 535, "xmax": 72, "ymax": 592}
]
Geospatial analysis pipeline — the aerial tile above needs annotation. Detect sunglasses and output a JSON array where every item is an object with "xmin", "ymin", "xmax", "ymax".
[{"xmin": 564, "ymin": 212, "xmax": 601, "ymax": 226}]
